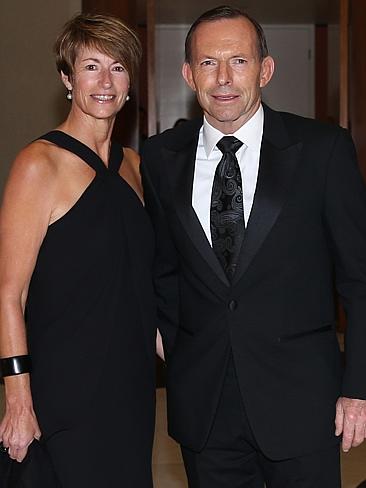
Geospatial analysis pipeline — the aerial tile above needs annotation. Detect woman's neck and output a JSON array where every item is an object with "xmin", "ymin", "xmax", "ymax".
[{"xmin": 57, "ymin": 110, "xmax": 116, "ymax": 166}]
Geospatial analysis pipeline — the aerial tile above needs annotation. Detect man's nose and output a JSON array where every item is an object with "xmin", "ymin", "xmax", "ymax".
[{"xmin": 217, "ymin": 62, "xmax": 232, "ymax": 86}]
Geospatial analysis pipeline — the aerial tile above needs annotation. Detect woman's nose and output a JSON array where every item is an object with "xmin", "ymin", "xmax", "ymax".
[{"xmin": 100, "ymin": 69, "xmax": 112, "ymax": 88}]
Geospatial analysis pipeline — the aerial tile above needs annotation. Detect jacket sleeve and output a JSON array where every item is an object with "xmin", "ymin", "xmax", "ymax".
[
  {"xmin": 140, "ymin": 142, "xmax": 179, "ymax": 356},
  {"xmin": 324, "ymin": 127, "xmax": 366, "ymax": 399}
]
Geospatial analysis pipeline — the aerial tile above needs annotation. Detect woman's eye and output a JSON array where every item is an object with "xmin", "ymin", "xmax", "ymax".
[
  {"xmin": 85, "ymin": 64, "xmax": 97, "ymax": 71},
  {"xmin": 113, "ymin": 65, "xmax": 125, "ymax": 72}
]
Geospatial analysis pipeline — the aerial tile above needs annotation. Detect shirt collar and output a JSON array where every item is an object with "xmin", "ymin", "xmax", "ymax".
[{"xmin": 202, "ymin": 104, "xmax": 264, "ymax": 158}]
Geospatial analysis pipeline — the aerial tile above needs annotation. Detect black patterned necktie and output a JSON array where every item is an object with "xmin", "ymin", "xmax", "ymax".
[{"xmin": 210, "ymin": 136, "xmax": 245, "ymax": 281}]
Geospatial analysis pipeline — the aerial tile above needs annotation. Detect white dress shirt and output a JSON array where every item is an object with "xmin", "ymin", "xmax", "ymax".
[{"xmin": 192, "ymin": 105, "xmax": 264, "ymax": 245}]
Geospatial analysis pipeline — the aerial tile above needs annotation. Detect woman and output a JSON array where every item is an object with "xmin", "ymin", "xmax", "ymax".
[{"xmin": 0, "ymin": 13, "xmax": 158, "ymax": 487}]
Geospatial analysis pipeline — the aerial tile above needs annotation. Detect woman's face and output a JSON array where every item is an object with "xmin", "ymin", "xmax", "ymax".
[{"xmin": 62, "ymin": 45, "xmax": 130, "ymax": 122}]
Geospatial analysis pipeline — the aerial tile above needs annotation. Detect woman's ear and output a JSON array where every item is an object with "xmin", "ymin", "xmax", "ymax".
[{"xmin": 60, "ymin": 70, "xmax": 73, "ymax": 90}]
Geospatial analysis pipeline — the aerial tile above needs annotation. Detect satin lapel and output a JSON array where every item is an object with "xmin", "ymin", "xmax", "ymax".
[
  {"xmin": 233, "ymin": 109, "xmax": 302, "ymax": 285},
  {"xmin": 163, "ymin": 143, "xmax": 230, "ymax": 287}
]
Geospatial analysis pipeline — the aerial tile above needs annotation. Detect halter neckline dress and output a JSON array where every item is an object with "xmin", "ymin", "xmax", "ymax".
[{"xmin": 26, "ymin": 130, "xmax": 156, "ymax": 487}]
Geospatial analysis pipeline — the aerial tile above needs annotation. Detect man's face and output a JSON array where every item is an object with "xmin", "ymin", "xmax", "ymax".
[{"xmin": 182, "ymin": 17, "xmax": 274, "ymax": 134}]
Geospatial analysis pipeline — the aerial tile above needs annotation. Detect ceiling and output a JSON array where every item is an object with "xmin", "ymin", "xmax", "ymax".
[{"xmin": 140, "ymin": 0, "xmax": 339, "ymax": 25}]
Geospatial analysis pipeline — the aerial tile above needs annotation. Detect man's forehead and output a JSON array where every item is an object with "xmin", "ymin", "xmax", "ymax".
[
  {"xmin": 190, "ymin": 18, "xmax": 258, "ymax": 54},
  {"xmin": 193, "ymin": 17, "xmax": 255, "ymax": 37}
]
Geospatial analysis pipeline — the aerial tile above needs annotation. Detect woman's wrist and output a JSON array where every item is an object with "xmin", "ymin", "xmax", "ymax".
[
  {"xmin": 4, "ymin": 372, "xmax": 32, "ymax": 405},
  {"xmin": 0, "ymin": 355, "xmax": 31, "ymax": 377}
]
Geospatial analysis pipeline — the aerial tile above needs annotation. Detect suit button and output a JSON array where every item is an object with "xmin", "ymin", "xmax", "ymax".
[{"xmin": 228, "ymin": 300, "xmax": 237, "ymax": 311}]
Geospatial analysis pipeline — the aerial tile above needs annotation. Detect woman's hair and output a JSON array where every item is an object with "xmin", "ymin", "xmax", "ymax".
[{"xmin": 54, "ymin": 13, "xmax": 142, "ymax": 85}]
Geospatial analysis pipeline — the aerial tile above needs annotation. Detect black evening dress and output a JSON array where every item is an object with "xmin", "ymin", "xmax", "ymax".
[{"xmin": 25, "ymin": 131, "xmax": 156, "ymax": 487}]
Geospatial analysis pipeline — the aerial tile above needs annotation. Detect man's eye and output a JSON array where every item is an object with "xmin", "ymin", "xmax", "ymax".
[
  {"xmin": 201, "ymin": 60, "xmax": 215, "ymax": 66},
  {"xmin": 234, "ymin": 58, "xmax": 247, "ymax": 64}
]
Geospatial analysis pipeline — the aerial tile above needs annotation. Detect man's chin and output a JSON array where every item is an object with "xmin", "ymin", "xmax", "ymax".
[{"xmin": 205, "ymin": 110, "xmax": 245, "ymax": 128}]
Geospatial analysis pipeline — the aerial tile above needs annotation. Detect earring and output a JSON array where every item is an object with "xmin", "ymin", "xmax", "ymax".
[
  {"xmin": 126, "ymin": 95, "xmax": 130, "ymax": 102},
  {"xmin": 66, "ymin": 89, "xmax": 72, "ymax": 100}
]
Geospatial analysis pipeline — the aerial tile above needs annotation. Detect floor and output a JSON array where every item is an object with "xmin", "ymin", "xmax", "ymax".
[{"xmin": 1, "ymin": 385, "xmax": 365, "ymax": 487}]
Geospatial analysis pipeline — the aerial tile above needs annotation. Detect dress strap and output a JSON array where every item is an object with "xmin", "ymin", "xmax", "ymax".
[
  {"xmin": 37, "ymin": 131, "xmax": 123, "ymax": 174},
  {"xmin": 109, "ymin": 141, "xmax": 124, "ymax": 173}
]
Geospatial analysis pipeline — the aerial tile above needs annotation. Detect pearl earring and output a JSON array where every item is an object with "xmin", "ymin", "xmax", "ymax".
[
  {"xmin": 126, "ymin": 95, "xmax": 130, "ymax": 102},
  {"xmin": 66, "ymin": 89, "xmax": 72, "ymax": 100}
]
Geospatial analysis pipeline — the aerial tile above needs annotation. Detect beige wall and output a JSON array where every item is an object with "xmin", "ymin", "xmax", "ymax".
[{"xmin": 0, "ymin": 0, "xmax": 81, "ymax": 194}]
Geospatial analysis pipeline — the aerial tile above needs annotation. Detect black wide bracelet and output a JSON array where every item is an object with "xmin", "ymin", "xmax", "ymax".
[{"xmin": 0, "ymin": 355, "xmax": 31, "ymax": 377}]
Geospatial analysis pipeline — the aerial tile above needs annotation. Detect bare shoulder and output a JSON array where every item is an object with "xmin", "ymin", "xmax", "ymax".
[
  {"xmin": 0, "ymin": 141, "xmax": 62, "ymax": 286},
  {"xmin": 120, "ymin": 147, "xmax": 143, "ymax": 202},
  {"xmin": 8, "ymin": 140, "xmax": 59, "ymax": 185},
  {"xmin": 2, "ymin": 140, "xmax": 62, "ymax": 214},
  {"xmin": 123, "ymin": 147, "xmax": 141, "ymax": 173}
]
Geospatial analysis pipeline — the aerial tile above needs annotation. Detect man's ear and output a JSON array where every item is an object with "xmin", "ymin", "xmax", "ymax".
[
  {"xmin": 60, "ymin": 70, "xmax": 73, "ymax": 90},
  {"xmin": 182, "ymin": 62, "xmax": 196, "ymax": 92},
  {"xmin": 259, "ymin": 56, "xmax": 275, "ymax": 88}
]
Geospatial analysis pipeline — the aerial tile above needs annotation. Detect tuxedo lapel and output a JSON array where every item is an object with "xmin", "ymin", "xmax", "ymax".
[
  {"xmin": 233, "ymin": 107, "xmax": 302, "ymax": 285},
  {"xmin": 162, "ymin": 108, "xmax": 302, "ymax": 288},
  {"xmin": 164, "ymin": 122, "xmax": 230, "ymax": 287}
]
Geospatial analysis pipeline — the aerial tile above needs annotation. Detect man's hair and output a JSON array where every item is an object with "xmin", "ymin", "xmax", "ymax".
[
  {"xmin": 185, "ymin": 5, "xmax": 268, "ymax": 64},
  {"xmin": 54, "ymin": 13, "xmax": 142, "ymax": 85}
]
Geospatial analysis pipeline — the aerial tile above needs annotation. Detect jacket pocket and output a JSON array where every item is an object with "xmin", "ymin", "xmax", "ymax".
[{"xmin": 278, "ymin": 323, "xmax": 333, "ymax": 343}]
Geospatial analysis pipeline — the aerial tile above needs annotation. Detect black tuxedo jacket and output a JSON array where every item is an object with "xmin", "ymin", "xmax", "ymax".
[{"xmin": 141, "ymin": 105, "xmax": 366, "ymax": 460}]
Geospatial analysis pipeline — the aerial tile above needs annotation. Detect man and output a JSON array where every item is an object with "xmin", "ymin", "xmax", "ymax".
[{"xmin": 141, "ymin": 6, "xmax": 366, "ymax": 487}]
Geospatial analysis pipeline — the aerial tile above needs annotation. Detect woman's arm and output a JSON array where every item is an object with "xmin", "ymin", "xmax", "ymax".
[
  {"xmin": 120, "ymin": 150, "xmax": 166, "ymax": 361},
  {"xmin": 0, "ymin": 142, "xmax": 57, "ymax": 462}
]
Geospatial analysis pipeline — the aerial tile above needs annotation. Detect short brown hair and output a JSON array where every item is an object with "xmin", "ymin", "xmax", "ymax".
[
  {"xmin": 54, "ymin": 13, "xmax": 142, "ymax": 85},
  {"xmin": 185, "ymin": 5, "xmax": 268, "ymax": 64}
]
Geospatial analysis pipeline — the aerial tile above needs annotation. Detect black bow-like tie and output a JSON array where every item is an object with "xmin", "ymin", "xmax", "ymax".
[{"xmin": 210, "ymin": 136, "xmax": 245, "ymax": 281}]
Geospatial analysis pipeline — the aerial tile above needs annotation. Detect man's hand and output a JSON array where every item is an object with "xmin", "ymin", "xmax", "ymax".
[
  {"xmin": 335, "ymin": 397, "xmax": 366, "ymax": 452},
  {"xmin": 156, "ymin": 329, "xmax": 165, "ymax": 361}
]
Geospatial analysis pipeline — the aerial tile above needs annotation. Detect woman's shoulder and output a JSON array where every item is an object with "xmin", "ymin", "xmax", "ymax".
[
  {"xmin": 9, "ymin": 139, "xmax": 59, "ymax": 184},
  {"xmin": 122, "ymin": 147, "xmax": 140, "ymax": 169},
  {"xmin": 1, "ymin": 139, "xmax": 61, "ymax": 217}
]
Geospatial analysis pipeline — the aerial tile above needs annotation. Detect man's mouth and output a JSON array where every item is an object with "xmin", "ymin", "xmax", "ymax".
[{"xmin": 212, "ymin": 94, "xmax": 239, "ymax": 101}]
